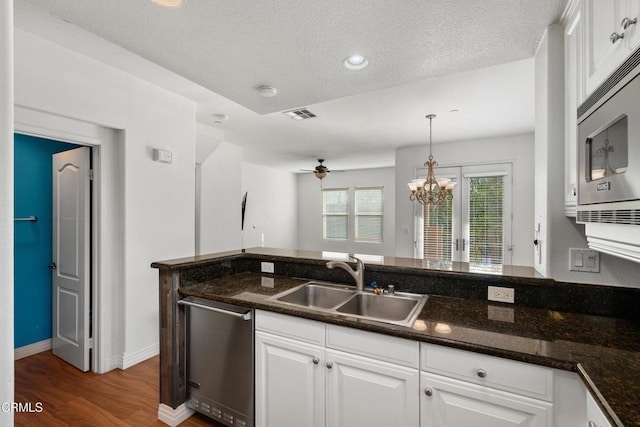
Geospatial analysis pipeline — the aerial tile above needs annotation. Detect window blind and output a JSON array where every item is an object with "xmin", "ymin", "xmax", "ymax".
[
  {"xmin": 355, "ymin": 187, "xmax": 383, "ymax": 242},
  {"xmin": 467, "ymin": 176, "xmax": 504, "ymax": 266},
  {"xmin": 322, "ymin": 188, "xmax": 348, "ymax": 240},
  {"xmin": 423, "ymin": 200, "xmax": 453, "ymax": 261}
]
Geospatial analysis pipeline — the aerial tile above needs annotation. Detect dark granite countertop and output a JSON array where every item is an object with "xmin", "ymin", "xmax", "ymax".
[
  {"xmin": 179, "ymin": 272, "xmax": 640, "ymax": 427},
  {"xmin": 151, "ymin": 247, "xmax": 544, "ymax": 279}
]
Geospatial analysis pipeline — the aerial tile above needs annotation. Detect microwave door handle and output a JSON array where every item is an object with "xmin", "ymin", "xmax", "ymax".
[{"xmin": 585, "ymin": 137, "xmax": 593, "ymax": 182}]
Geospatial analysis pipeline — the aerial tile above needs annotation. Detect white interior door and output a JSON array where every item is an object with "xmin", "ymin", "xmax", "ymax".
[{"xmin": 52, "ymin": 147, "xmax": 91, "ymax": 372}]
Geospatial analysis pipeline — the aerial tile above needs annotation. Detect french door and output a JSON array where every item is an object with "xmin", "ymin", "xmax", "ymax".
[{"xmin": 415, "ymin": 163, "xmax": 512, "ymax": 270}]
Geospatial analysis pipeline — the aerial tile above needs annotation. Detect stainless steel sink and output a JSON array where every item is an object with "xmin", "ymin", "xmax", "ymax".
[
  {"xmin": 336, "ymin": 293, "xmax": 422, "ymax": 323},
  {"xmin": 272, "ymin": 282, "xmax": 356, "ymax": 309},
  {"xmin": 270, "ymin": 281, "xmax": 428, "ymax": 327}
]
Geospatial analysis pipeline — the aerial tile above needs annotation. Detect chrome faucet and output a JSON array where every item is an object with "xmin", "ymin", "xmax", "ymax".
[{"xmin": 326, "ymin": 256, "xmax": 365, "ymax": 291}]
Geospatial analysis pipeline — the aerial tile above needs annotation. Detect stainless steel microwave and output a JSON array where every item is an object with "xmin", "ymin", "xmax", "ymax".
[{"xmin": 578, "ymin": 68, "xmax": 640, "ymax": 211}]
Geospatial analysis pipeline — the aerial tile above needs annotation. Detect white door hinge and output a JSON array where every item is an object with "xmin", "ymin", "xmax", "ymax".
[
  {"xmin": 88, "ymin": 338, "xmax": 94, "ymax": 349},
  {"xmin": 89, "ymin": 169, "xmax": 94, "ymax": 180}
]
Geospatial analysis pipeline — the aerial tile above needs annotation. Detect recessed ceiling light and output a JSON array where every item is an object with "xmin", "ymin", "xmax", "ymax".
[
  {"xmin": 151, "ymin": 0, "xmax": 184, "ymax": 8},
  {"xmin": 343, "ymin": 54, "xmax": 369, "ymax": 70},
  {"xmin": 258, "ymin": 86, "xmax": 278, "ymax": 98}
]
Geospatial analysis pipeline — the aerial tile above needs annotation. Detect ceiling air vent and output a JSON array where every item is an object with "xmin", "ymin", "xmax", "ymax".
[{"xmin": 283, "ymin": 109, "xmax": 317, "ymax": 121}]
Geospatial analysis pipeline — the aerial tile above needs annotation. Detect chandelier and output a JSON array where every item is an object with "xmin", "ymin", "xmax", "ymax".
[{"xmin": 407, "ymin": 114, "xmax": 456, "ymax": 205}]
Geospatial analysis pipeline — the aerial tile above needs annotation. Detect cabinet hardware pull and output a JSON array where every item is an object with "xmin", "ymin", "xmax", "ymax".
[
  {"xmin": 312, "ymin": 357, "xmax": 319, "ymax": 365},
  {"xmin": 424, "ymin": 388, "xmax": 433, "ymax": 396},
  {"xmin": 462, "ymin": 238, "xmax": 466, "ymax": 251},
  {"xmin": 610, "ymin": 32, "xmax": 624, "ymax": 44},
  {"xmin": 621, "ymin": 17, "xmax": 638, "ymax": 30},
  {"xmin": 477, "ymin": 369, "xmax": 487, "ymax": 378},
  {"xmin": 455, "ymin": 238, "xmax": 459, "ymax": 251},
  {"xmin": 326, "ymin": 362, "xmax": 333, "ymax": 369}
]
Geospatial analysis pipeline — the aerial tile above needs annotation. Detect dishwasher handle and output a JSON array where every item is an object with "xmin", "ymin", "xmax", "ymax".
[{"xmin": 178, "ymin": 299, "xmax": 252, "ymax": 321}]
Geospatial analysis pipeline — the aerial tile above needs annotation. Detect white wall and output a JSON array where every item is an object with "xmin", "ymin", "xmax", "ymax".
[
  {"xmin": 241, "ymin": 162, "xmax": 298, "ymax": 249},
  {"xmin": 535, "ymin": 26, "xmax": 640, "ymax": 287},
  {"xmin": 198, "ymin": 142, "xmax": 242, "ymax": 254},
  {"xmin": 0, "ymin": 1, "xmax": 13, "ymax": 422},
  {"xmin": 14, "ymin": 29, "xmax": 196, "ymax": 366},
  {"xmin": 395, "ymin": 133, "xmax": 535, "ymax": 267},
  {"xmin": 297, "ymin": 167, "xmax": 396, "ymax": 255}
]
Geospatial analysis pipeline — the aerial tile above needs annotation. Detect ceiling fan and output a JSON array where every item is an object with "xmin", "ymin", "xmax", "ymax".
[{"xmin": 300, "ymin": 159, "xmax": 342, "ymax": 181}]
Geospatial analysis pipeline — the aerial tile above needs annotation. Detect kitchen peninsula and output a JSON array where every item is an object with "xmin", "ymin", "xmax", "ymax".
[{"xmin": 152, "ymin": 248, "xmax": 640, "ymax": 426}]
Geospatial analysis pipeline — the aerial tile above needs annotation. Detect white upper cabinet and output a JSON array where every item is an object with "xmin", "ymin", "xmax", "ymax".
[{"xmin": 584, "ymin": 0, "xmax": 640, "ymax": 97}]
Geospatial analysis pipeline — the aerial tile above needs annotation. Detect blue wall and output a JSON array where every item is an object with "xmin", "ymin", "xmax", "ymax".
[{"xmin": 14, "ymin": 134, "xmax": 81, "ymax": 348}]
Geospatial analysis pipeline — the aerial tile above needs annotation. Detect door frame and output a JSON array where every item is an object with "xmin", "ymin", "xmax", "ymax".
[{"xmin": 14, "ymin": 105, "xmax": 123, "ymax": 374}]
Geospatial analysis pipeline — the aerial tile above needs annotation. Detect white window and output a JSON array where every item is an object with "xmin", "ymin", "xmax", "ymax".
[
  {"xmin": 322, "ymin": 188, "xmax": 348, "ymax": 240},
  {"xmin": 355, "ymin": 187, "xmax": 384, "ymax": 242},
  {"xmin": 417, "ymin": 163, "xmax": 512, "ymax": 271}
]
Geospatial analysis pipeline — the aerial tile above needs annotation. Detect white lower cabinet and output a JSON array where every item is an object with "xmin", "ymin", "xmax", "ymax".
[
  {"xmin": 255, "ymin": 311, "xmax": 593, "ymax": 427},
  {"xmin": 420, "ymin": 372, "xmax": 552, "ymax": 427},
  {"xmin": 586, "ymin": 392, "xmax": 613, "ymax": 427},
  {"xmin": 255, "ymin": 331, "xmax": 325, "ymax": 427},
  {"xmin": 326, "ymin": 349, "xmax": 419, "ymax": 427},
  {"xmin": 255, "ymin": 310, "xmax": 419, "ymax": 427}
]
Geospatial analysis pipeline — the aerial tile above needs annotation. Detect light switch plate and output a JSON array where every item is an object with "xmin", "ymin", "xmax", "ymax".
[{"xmin": 569, "ymin": 248, "xmax": 600, "ymax": 272}]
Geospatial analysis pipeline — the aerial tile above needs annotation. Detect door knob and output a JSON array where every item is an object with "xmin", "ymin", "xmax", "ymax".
[{"xmin": 48, "ymin": 262, "xmax": 57, "ymax": 270}]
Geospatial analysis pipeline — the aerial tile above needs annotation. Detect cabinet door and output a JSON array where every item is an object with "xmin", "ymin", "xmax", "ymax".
[
  {"xmin": 625, "ymin": 0, "xmax": 640, "ymax": 53},
  {"xmin": 420, "ymin": 372, "xmax": 552, "ymax": 427},
  {"xmin": 255, "ymin": 331, "xmax": 324, "ymax": 427},
  {"xmin": 586, "ymin": 393, "xmax": 613, "ymax": 427},
  {"xmin": 584, "ymin": 0, "xmax": 627, "ymax": 96},
  {"xmin": 326, "ymin": 349, "xmax": 419, "ymax": 427}
]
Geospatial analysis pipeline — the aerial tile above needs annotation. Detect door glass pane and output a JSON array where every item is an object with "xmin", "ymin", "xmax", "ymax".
[
  {"xmin": 423, "ymin": 200, "xmax": 453, "ymax": 261},
  {"xmin": 468, "ymin": 176, "xmax": 504, "ymax": 270}
]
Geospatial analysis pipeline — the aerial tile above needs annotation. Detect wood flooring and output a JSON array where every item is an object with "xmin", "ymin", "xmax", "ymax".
[{"xmin": 14, "ymin": 351, "xmax": 222, "ymax": 426}]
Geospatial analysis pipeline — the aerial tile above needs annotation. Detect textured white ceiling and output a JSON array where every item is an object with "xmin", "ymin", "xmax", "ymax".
[
  {"xmin": 20, "ymin": 0, "xmax": 566, "ymax": 115},
  {"xmin": 16, "ymin": 0, "xmax": 567, "ymax": 171}
]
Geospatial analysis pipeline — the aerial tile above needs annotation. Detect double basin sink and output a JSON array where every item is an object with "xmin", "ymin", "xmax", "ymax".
[{"xmin": 269, "ymin": 281, "xmax": 428, "ymax": 328}]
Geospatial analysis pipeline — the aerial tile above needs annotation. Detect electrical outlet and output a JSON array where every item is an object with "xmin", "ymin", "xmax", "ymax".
[
  {"xmin": 488, "ymin": 286, "xmax": 515, "ymax": 304},
  {"xmin": 260, "ymin": 262, "xmax": 275, "ymax": 274}
]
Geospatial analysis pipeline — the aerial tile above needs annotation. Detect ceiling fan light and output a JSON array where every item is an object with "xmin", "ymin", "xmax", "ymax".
[{"xmin": 315, "ymin": 172, "xmax": 327, "ymax": 180}]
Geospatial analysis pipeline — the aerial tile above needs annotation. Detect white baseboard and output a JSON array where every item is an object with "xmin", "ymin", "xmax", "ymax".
[
  {"xmin": 118, "ymin": 342, "xmax": 159, "ymax": 369},
  {"xmin": 14, "ymin": 339, "xmax": 52, "ymax": 360},
  {"xmin": 157, "ymin": 403, "xmax": 194, "ymax": 426}
]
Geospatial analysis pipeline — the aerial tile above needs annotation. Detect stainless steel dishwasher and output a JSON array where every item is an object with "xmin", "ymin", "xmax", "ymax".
[{"xmin": 179, "ymin": 296, "xmax": 254, "ymax": 427}]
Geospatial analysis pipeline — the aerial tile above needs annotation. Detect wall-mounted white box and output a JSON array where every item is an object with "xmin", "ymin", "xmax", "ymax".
[{"xmin": 153, "ymin": 148, "xmax": 173, "ymax": 164}]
